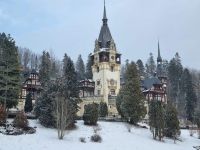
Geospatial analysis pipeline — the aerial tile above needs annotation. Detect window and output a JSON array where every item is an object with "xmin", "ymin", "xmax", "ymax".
[
  {"xmin": 110, "ymin": 89, "xmax": 115, "ymax": 95},
  {"xmin": 111, "ymin": 66, "xmax": 114, "ymax": 72},
  {"xmin": 116, "ymin": 57, "xmax": 120, "ymax": 63},
  {"xmin": 97, "ymin": 90, "xmax": 101, "ymax": 96},
  {"xmin": 97, "ymin": 66, "xmax": 99, "ymax": 72}
]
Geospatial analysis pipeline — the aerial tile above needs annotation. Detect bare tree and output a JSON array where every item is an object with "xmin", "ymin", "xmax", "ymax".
[
  {"xmin": 56, "ymin": 94, "xmax": 67, "ymax": 140},
  {"xmin": 55, "ymin": 78, "xmax": 69, "ymax": 140}
]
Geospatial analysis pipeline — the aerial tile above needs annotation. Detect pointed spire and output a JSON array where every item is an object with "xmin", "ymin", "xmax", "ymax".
[
  {"xmin": 157, "ymin": 40, "xmax": 162, "ymax": 63},
  {"xmin": 102, "ymin": 0, "xmax": 108, "ymax": 25},
  {"xmin": 97, "ymin": 0, "xmax": 112, "ymax": 48}
]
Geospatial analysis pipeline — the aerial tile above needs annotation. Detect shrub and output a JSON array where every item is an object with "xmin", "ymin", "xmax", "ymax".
[
  {"xmin": 79, "ymin": 137, "xmax": 86, "ymax": 143},
  {"xmin": 13, "ymin": 111, "xmax": 29, "ymax": 128},
  {"xmin": 83, "ymin": 103, "xmax": 98, "ymax": 125},
  {"xmin": 99, "ymin": 102, "xmax": 108, "ymax": 117},
  {"xmin": 0, "ymin": 105, "xmax": 6, "ymax": 125},
  {"xmin": 23, "ymin": 126, "xmax": 36, "ymax": 134},
  {"xmin": 24, "ymin": 92, "xmax": 33, "ymax": 113},
  {"xmin": 91, "ymin": 134, "xmax": 102, "ymax": 143}
]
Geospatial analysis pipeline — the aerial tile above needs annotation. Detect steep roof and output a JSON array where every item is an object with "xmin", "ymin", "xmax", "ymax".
[
  {"xmin": 142, "ymin": 77, "xmax": 161, "ymax": 89},
  {"xmin": 98, "ymin": 1, "xmax": 113, "ymax": 49}
]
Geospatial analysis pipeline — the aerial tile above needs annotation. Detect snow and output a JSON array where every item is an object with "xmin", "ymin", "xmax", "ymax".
[{"xmin": 0, "ymin": 120, "xmax": 199, "ymax": 150}]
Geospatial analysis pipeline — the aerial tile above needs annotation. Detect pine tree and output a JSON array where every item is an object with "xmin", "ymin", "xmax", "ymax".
[
  {"xmin": 149, "ymin": 100, "xmax": 157, "ymax": 139},
  {"xmin": 76, "ymin": 54, "xmax": 85, "ymax": 81},
  {"xmin": 63, "ymin": 54, "xmax": 80, "ymax": 128},
  {"xmin": 24, "ymin": 92, "xmax": 33, "ymax": 113},
  {"xmin": 0, "ymin": 33, "xmax": 20, "ymax": 109},
  {"xmin": 35, "ymin": 51, "xmax": 54, "ymax": 127},
  {"xmin": 157, "ymin": 102, "xmax": 165, "ymax": 141},
  {"xmin": 182, "ymin": 69, "xmax": 197, "ymax": 122},
  {"xmin": 145, "ymin": 53, "xmax": 156, "ymax": 77},
  {"xmin": 85, "ymin": 53, "xmax": 93, "ymax": 79},
  {"xmin": 149, "ymin": 100, "xmax": 165, "ymax": 141},
  {"xmin": 99, "ymin": 102, "xmax": 108, "ymax": 117},
  {"xmin": 164, "ymin": 103, "xmax": 180, "ymax": 142},
  {"xmin": 116, "ymin": 61, "xmax": 146, "ymax": 124},
  {"xmin": 50, "ymin": 61, "xmax": 58, "ymax": 79},
  {"xmin": 167, "ymin": 53, "xmax": 183, "ymax": 113},
  {"xmin": 39, "ymin": 51, "xmax": 51, "ymax": 86},
  {"xmin": 36, "ymin": 81, "xmax": 57, "ymax": 128},
  {"xmin": 136, "ymin": 59, "xmax": 145, "ymax": 77}
]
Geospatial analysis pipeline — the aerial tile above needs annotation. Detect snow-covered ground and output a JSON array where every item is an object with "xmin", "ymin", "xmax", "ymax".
[{"xmin": 0, "ymin": 120, "xmax": 199, "ymax": 150}]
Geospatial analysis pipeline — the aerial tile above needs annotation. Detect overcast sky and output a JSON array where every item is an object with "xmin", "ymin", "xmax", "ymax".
[{"xmin": 0, "ymin": 0, "xmax": 200, "ymax": 69}]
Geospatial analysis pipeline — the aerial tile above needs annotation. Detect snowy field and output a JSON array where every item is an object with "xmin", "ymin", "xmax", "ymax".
[{"xmin": 0, "ymin": 120, "xmax": 199, "ymax": 150}]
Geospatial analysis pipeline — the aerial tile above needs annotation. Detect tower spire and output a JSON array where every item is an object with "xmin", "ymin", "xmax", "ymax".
[
  {"xmin": 98, "ymin": 0, "xmax": 113, "ymax": 48},
  {"xmin": 157, "ymin": 40, "xmax": 162, "ymax": 63},
  {"xmin": 103, "ymin": 0, "xmax": 108, "ymax": 25}
]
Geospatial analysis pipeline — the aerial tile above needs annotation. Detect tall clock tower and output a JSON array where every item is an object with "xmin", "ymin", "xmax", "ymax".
[{"xmin": 91, "ymin": 1, "xmax": 121, "ymax": 115}]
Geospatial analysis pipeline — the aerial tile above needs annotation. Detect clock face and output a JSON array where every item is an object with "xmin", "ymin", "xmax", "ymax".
[{"xmin": 111, "ymin": 56, "xmax": 115, "ymax": 60}]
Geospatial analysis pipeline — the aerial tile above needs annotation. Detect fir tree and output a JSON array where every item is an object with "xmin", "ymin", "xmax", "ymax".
[
  {"xmin": 50, "ymin": 60, "xmax": 58, "ymax": 79},
  {"xmin": 116, "ymin": 61, "xmax": 146, "ymax": 124},
  {"xmin": 145, "ymin": 53, "xmax": 156, "ymax": 77},
  {"xmin": 116, "ymin": 89, "xmax": 125, "ymax": 117},
  {"xmin": 39, "ymin": 51, "xmax": 51, "ymax": 86},
  {"xmin": 36, "ymin": 81, "xmax": 57, "ymax": 128},
  {"xmin": 182, "ymin": 69, "xmax": 197, "ymax": 122},
  {"xmin": 136, "ymin": 59, "xmax": 145, "ymax": 77},
  {"xmin": 85, "ymin": 53, "xmax": 93, "ymax": 79},
  {"xmin": 63, "ymin": 54, "xmax": 80, "ymax": 128},
  {"xmin": 0, "ymin": 33, "xmax": 20, "ymax": 109},
  {"xmin": 167, "ymin": 53, "xmax": 183, "ymax": 110},
  {"xmin": 35, "ymin": 51, "xmax": 54, "ymax": 127},
  {"xmin": 76, "ymin": 54, "xmax": 85, "ymax": 81},
  {"xmin": 149, "ymin": 100, "xmax": 165, "ymax": 141},
  {"xmin": 24, "ymin": 92, "xmax": 33, "ymax": 113},
  {"xmin": 164, "ymin": 103, "xmax": 180, "ymax": 142}
]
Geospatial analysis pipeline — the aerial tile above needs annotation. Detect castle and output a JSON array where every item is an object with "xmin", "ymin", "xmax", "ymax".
[
  {"xmin": 17, "ymin": 1, "xmax": 167, "ymax": 118},
  {"xmin": 78, "ymin": 2, "xmax": 167, "ymax": 117}
]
